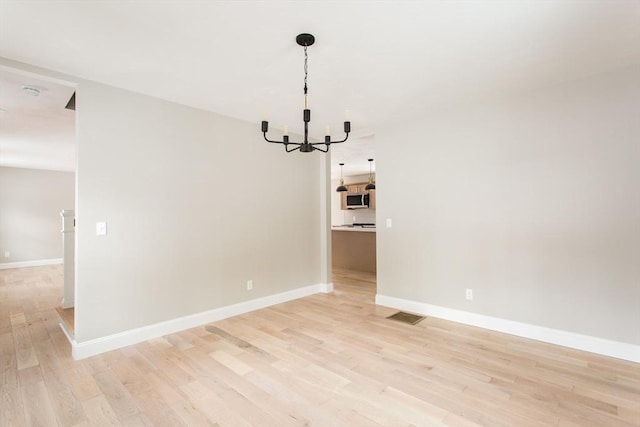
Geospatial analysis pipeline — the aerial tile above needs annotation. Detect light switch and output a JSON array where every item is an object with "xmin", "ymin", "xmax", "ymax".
[
  {"xmin": 96, "ymin": 221, "xmax": 107, "ymax": 236},
  {"xmin": 386, "ymin": 218, "xmax": 393, "ymax": 228}
]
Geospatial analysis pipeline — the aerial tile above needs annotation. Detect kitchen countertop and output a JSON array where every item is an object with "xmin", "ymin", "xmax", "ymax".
[{"xmin": 331, "ymin": 225, "xmax": 376, "ymax": 233}]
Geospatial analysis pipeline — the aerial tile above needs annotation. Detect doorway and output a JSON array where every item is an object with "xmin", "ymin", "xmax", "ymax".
[
  {"xmin": 0, "ymin": 66, "xmax": 77, "ymax": 336},
  {"xmin": 328, "ymin": 138, "xmax": 377, "ymax": 298}
]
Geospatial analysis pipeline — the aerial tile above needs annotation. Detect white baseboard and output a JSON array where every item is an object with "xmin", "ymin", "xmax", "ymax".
[
  {"xmin": 324, "ymin": 282, "xmax": 334, "ymax": 293},
  {"xmin": 59, "ymin": 321, "xmax": 74, "ymax": 344},
  {"xmin": 60, "ymin": 298, "xmax": 75, "ymax": 309},
  {"xmin": 0, "ymin": 258, "xmax": 63, "ymax": 270},
  {"xmin": 376, "ymin": 294, "xmax": 640, "ymax": 363},
  {"xmin": 72, "ymin": 282, "xmax": 333, "ymax": 360}
]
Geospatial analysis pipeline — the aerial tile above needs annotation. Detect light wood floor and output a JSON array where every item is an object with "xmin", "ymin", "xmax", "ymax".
[
  {"xmin": 1, "ymin": 265, "xmax": 639, "ymax": 426},
  {"xmin": 56, "ymin": 306, "xmax": 75, "ymax": 333}
]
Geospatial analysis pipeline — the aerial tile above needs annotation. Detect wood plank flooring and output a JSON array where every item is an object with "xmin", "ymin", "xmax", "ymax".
[
  {"xmin": 1, "ymin": 265, "xmax": 639, "ymax": 426},
  {"xmin": 55, "ymin": 307, "xmax": 74, "ymax": 333}
]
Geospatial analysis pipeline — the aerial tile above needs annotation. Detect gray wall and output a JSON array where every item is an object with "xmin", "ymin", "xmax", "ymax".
[
  {"xmin": 0, "ymin": 166, "xmax": 75, "ymax": 264},
  {"xmin": 74, "ymin": 80, "xmax": 322, "ymax": 342},
  {"xmin": 377, "ymin": 64, "xmax": 640, "ymax": 345},
  {"xmin": 0, "ymin": 57, "xmax": 324, "ymax": 345}
]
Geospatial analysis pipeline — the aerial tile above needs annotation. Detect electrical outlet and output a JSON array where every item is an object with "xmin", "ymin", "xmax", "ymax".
[
  {"xmin": 96, "ymin": 221, "xmax": 107, "ymax": 236},
  {"xmin": 247, "ymin": 280, "xmax": 253, "ymax": 291},
  {"xmin": 3, "ymin": 251, "xmax": 9, "ymax": 258},
  {"xmin": 465, "ymin": 288, "xmax": 473, "ymax": 301}
]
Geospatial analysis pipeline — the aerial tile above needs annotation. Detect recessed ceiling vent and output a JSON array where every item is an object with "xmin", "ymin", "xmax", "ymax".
[
  {"xmin": 21, "ymin": 85, "xmax": 41, "ymax": 96},
  {"xmin": 65, "ymin": 92, "xmax": 76, "ymax": 110}
]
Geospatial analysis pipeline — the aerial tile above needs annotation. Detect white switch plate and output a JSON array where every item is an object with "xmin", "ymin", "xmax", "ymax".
[
  {"xmin": 466, "ymin": 288, "xmax": 473, "ymax": 300},
  {"xmin": 386, "ymin": 218, "xmax": 393, "ymax": 228},
  {"xmin": 96, "ymin": 221, "xmax": 107, "ymax": 236},
  {"xmin": 247, "ymin": 280, "xmax": 253, "ymax": 290}
]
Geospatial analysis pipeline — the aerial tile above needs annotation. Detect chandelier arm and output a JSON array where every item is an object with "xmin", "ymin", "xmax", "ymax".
[
  {"xmin": 313, "ymin": 144, "xmax": 329, "ymax": 153},
  {"xmin": 285, "ymin": 144, "xmax": 302, "ymax": 153},
  {"xmin": 309, "ymin": 133, "xmax": 350, "ymax": 145},
  {"xmin": 262, "ymin": 133, "xmax": 281, "ymax": 144},
  {"xmin": 263, "ymin": 133, "xmax": 304, "ymax": 146},
  {"xmin": 264, "ymin": 132, "xmax": 348, "ymax": 146}
]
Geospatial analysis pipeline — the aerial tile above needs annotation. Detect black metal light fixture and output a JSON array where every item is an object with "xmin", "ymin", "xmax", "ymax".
[
  {"xmin": 336, "ymin": 163, "xmax": 348, "ymax": 192},
  {"xmin": 261, "ymin": 33, "xmax": 351, "ymax": 153},
  {"xmin": 365, "ymin": 158, "xmax": 376, "ymax": 190}
]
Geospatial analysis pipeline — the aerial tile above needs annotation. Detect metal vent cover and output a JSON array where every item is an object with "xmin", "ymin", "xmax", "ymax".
[{"xmin": 386, "ymin": 311, "xmax": 425, "ymax": 325}]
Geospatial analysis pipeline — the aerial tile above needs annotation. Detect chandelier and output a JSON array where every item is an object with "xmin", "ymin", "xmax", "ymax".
[{"xmin": 261, "ymin": 33, "xmax": 351, "ymax": 153}]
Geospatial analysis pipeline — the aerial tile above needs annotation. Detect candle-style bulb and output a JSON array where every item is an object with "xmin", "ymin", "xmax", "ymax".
[
  {"xmin": 345, "ymin": 109, "xmax": 351, "ymax": 120},
  {"xmin": 325, "ymin": 125, "xmax": 331, "ymax": 136},
  {"xmin": 283, "ymin": 125, "xmax": 289, "ymax": 136}
]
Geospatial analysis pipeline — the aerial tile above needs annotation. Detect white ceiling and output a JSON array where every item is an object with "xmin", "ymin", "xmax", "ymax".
[
  {"xmin": 0, "ymin": 68, "xmax": 76, "ymax": 171},
  {"xmin": 0, "ymin": 1, "xmax": 638, "ymax": 177}
]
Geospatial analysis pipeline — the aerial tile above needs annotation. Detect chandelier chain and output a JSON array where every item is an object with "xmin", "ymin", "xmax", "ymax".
[{"xmin": 304, "ymin": 45, "xmax": 308, "ymax": 95}]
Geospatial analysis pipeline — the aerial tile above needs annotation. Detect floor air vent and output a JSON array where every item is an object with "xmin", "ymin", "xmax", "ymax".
[{"xmin": 386, "ymin": 311, "xmax": 425, "ymax": 325}]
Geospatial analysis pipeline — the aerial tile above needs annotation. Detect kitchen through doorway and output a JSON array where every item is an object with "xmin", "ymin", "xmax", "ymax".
[{"xmin": 329, "ymin": 150, "xmax": 377, "ymax": 296}]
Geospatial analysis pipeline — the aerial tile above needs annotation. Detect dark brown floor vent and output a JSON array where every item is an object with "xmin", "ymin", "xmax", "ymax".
[{"xmin": 386, "ymin": 311, "xmax": 425, "ymax": 325}]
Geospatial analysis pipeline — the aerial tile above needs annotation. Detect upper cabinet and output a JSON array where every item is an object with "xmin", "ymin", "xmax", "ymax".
[
  {"xmin": 368, "ymin": 189, "xmax": 376, "ymax": 210},
  {"xmin": 347, "ymin": 183, "xmax": 366, "ymax": 194}
]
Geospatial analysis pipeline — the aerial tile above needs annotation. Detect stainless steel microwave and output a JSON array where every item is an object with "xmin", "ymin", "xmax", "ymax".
[{"xmin": 346, "ymin": 193, "xmax": 370, "ymax": 209}]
